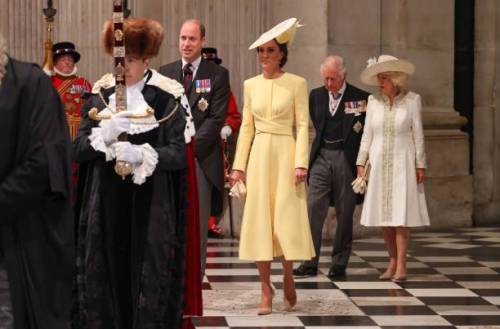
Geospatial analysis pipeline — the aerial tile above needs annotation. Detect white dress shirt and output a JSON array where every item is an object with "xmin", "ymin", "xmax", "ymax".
[
  {"xmin": 328, "ymin": 82, "xmax": 347, "ymax": 116},
  {"xmin": 182, "ymin": 55, "xmax": 202, "ymax": 81}
]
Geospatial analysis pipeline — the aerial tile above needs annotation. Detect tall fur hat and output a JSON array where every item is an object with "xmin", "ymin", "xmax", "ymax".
[{"xmin": 102, "ymin": 18, "xmax": 164, "ymax": 58}]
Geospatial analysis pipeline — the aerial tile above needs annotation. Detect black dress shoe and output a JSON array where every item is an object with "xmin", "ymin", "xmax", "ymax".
[
  {"xmin": 293, "ymin": 264, "xmax": 318, "ymax": 277},
  {"xmin": 327, "ymin": 266, "xmax": 346, "ymax": 278}
]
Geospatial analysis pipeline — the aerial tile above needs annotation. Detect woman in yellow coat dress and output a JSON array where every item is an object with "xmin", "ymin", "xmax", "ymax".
[{"xmin": 229, "ymin": 18, "xmax": 315, "ymax": 315}]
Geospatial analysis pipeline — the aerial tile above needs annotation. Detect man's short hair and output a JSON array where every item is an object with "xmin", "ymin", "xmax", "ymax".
[
  {"xmin": 320, "ymin": 55, "xmax": 346, "ymax": 77},
  {"xmin": 183, "ymin": 19, "xmax": 206, "ymax": 39}
]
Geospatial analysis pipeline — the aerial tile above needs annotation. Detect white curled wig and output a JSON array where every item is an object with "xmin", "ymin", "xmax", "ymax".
[{"xmin": 0, "ymin": 33, "xmax": 8, "ymax": 86}]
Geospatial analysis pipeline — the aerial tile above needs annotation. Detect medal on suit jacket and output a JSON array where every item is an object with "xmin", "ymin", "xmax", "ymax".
[
  {"xmin": 344, "ymin": 100, "xmax": 367, "ymax": 116},
  {"xmin": 195, "ymin": 79, "xmax": 211, "ymax": 93},
  {"xmin": 198, "ymin": 97, "xmax": 209, "ymax": 112}
]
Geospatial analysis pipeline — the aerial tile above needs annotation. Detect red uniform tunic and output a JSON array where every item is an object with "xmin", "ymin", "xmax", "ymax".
[
  {"xmin": 225, "ymin": 91, "xmax": 241, "ymax": 133},
  {"xmin": 51, "ymin": 74, "xmax": 91, "ymax": 197},
  {"xmin": 51, "ymin": 74, "xmax": 92, "ymax": 140}
]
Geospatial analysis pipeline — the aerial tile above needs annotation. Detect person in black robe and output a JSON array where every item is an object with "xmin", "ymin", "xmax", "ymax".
[
  {"xmin": 0, "ymin": 33, "xmax": 74, "ymax": 329},
  {"xmin": 72, "ymin": 18, "xmax": 188, "ymax": 329}
]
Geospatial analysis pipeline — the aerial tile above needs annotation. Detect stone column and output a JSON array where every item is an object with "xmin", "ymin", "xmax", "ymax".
[
  {"xmin": 327, "ymin": 0, "xmax": 382, "ymax": 88},
  {"xmin": 0, "ymin": 0, "xmax": 119, "ymax": 83},
  {"xmin": 473, "ymin": 0, "xmax": 500, "ymax": 224},
  {"xmin": 0, "ymin": 0, "xmax": 47, "ymax": 65}
]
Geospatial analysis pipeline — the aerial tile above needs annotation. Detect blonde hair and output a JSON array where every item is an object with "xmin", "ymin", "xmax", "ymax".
[
  {"xmin": 0, "ymin": 33, "xmax": 8, "ymax": 86},
  {"xmin": 386, "ymin": 71, "xmax": 409, "ymax": 89}
]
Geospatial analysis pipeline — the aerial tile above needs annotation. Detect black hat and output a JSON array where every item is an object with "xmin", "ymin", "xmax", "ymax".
[
  {"xmin": 201, "ymin": 47, "xmax": 222, "ymax": 65},
  {"xmin": 52, "ymin": 42, "xmax": 81, "ymax": 63}
]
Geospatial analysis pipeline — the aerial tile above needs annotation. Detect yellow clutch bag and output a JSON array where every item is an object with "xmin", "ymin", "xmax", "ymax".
[{"xmin": 229, "ymin": 180, "xmax": 247, "ymax": 201}]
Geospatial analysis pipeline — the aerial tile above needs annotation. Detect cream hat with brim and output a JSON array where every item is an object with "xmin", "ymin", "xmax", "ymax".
[
  {"xmin": 249, "ymin": 17, "xmax": 302, "ymax": 50},
  {"xmin": 360, "ymin": 54, "xmax": 415, "ymax": 86}
]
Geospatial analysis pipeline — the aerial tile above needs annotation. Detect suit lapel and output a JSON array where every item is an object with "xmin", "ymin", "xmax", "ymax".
[
  {"xmin": 317, "ymin": 88, "xmax": 329, "ymax": 135},
  {"xmin": 342, "ymin": 84, "xmax": 356, "ymax": 141},
  {"xmin": 168, "ymin": 60, "xmax": 183, "ymax": 84}
]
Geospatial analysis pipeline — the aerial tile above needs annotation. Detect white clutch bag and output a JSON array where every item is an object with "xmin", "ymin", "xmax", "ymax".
[
  {"xmin": 229, "ymin": 180, "xmax": 247, "ymax": 201},
  {"xmin": 351, "ymin": 161, "xmax": 371, "ymax": 194}
]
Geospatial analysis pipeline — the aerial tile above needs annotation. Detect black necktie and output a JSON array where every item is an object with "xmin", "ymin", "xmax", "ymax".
[{"xmin": 183, "ymin": 63, "xmax": 193, "ymax": 91}]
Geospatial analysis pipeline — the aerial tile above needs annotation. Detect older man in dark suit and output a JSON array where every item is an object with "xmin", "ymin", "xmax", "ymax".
[
  {"xmin": 160, "ymin": 19, "xmax": 230, "ymax": 275},
  {"xmin": 294, "ymin": 55, "xmax": 369, "ymax": 279}
]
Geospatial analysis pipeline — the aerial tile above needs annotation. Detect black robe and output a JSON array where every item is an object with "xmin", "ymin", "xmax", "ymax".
[
  {"xmin": 0, "ymin": 59, "xmax": 74, "ymax": 328},
  {"xmin": 72, "ymin": 72, "xmax": 187, "ymax": 329}
]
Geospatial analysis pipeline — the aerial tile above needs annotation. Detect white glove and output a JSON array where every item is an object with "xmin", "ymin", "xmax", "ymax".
[
  {"xmin": 114, "ymin": 141, "xmax": 143, "ymax": 164},
  {"xmin": 220, "ymin": 125, "xmax": 232, "ymax": 140},
  {"xmin": 351, "ymin": 176, "xmax": 367, "ymax": 194},
  {"xmin": 102, "ymin": 111, "xmax": 133, "ymax": 145}
]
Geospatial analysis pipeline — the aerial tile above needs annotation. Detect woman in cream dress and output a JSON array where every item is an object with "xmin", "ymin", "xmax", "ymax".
[
  {"xmin": 356, "ymin": 55, "xmax": 430, "ymax": 283},
  {"xmin": 229, "ymin": 18, "xmax": 314, "ymax": 315}
]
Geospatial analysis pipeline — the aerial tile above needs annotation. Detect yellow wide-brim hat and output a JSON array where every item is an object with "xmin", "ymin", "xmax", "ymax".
[
  {"xmin": 360, "ymin": 54, "xmax": 415, "ymax": 86},
  {"xmin": 248, "ymin": 17, "xmax": 302, "ymax": 50}
]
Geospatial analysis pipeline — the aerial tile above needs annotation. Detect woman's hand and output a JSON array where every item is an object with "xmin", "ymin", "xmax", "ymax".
[
  {"xmin": 295, "ymin": 168, "xmax": 308, "ymax": 185},
  {"xmin": 357, "ymin": 165, "xmax": 365, "ymax": 178},
  {"xmin": 416, "ymin": 168, "xmax": 425, "ymax": 184},
  {"xmin": 229, "ymin": 170, "xmax": 245, "ymax": 187}
]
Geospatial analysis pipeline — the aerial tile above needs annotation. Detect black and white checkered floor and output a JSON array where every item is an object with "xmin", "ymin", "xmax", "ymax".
[{"xmin": 192, "ymin": 227, "xmax": 500, "ymax": 328}]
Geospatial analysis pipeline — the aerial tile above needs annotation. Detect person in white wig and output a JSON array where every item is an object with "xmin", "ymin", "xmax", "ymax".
[
  {"xmin": 229, "ymin": 18, "xmax": 315, "ymax": 315},
  {"xmin": 356, "ymin": 55, "xmax": 430, "ymax": 283}
]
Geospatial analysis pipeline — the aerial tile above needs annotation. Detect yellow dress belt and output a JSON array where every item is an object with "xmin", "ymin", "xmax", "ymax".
[{"xmin": 254, "ymin": 122, "xmax": 293, "ymax": 136}]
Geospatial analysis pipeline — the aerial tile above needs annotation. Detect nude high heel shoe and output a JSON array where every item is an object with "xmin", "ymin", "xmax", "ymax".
[
  {"xmin": 257, "ymin": 287, "xmax": 274, "ymax": 315},
  {"xmin": 283, "ymin": 277, "xmax": 297, "ymax": 312},
  {"xmin": 283, "ymin": 294, "xmax": 297, "ymax": 312}
]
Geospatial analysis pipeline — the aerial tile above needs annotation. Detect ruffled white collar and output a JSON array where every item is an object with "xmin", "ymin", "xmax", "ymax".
[
  {"xmin": 54, "ymin": 66, "xmax": 78, "ymax": 78},
  {"xmin": 92, "ymin": 69, "xmax": 184, "ymax": 99}
]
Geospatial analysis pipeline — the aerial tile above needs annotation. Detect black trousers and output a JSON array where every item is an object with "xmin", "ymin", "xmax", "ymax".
[{"xmin": 0, "ymin": 255, "xmax": 14, "ymax": 329}]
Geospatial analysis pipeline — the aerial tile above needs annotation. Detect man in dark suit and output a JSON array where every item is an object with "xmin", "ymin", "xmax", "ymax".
[
  {"xmin": 159, "ymin": 19, "xmax": 230, "ymax": 275},
  {"xmin": 294, "ymin": 55, "xmax": 369, "ymax": 279}
]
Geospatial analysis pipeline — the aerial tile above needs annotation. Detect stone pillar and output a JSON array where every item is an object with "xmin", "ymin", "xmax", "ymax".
[
  {"xmin": 0, "ymin": 0, "xmax": 47, "ymax": 65},
  {"xmin": 327, "ymin": 0, "xmax": 382, "ymax": 88},
  {"xmin": 473, "ymin": 0, "xmax": 500, "ymax": 224},
  {"xmin": 0, "ymin": 0, "xmax": 118, "ymax": 83}
]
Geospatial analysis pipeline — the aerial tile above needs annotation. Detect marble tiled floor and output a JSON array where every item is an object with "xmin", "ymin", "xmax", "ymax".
[{"xmin": 191, "ymin": 227, "xmax": 500, "ymax": 328}]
